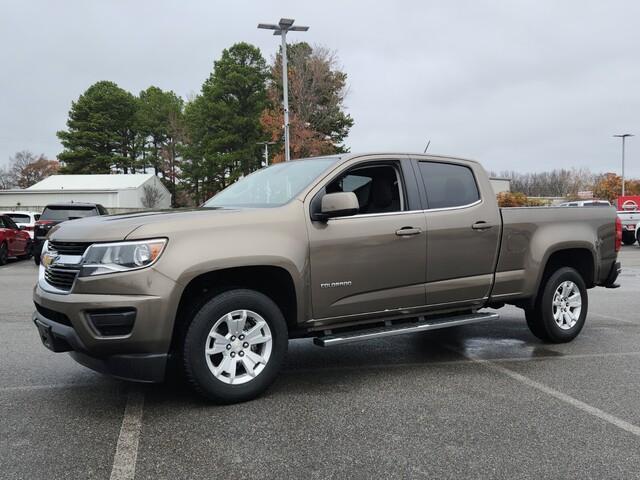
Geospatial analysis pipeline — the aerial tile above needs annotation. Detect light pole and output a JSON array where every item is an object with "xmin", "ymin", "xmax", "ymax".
[
  {"xmin": 258, "ymin": 18, "xmax": 309, "ymax": 162},
  {"xmin": 256, "ymin": 141, "xmax": 276, "ymax": 166},
  {"xmin": 614, "ymin": 134, "xmax": 633, "ymax": 196}
]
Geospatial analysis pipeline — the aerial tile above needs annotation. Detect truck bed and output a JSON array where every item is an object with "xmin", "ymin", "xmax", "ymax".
[{"xmin": 490, "ymin": 206, "xmax": 618, "ymax": 302}]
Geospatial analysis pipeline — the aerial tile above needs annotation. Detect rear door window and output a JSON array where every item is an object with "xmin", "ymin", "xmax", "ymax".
[
  {"xmin": 41, "ymin": 206, "xmax": 98, "ymax": 221},
  {"xmin": 6, "ymin": 213, "xmax": 30, "ymax": 224},
  {"xmin": 418, "ymin": 162, "xmax": 480, "ymax": 209}
]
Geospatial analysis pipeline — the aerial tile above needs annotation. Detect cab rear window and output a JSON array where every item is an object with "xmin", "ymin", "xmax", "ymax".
[{"xmin": 418, "ymin": 161, "xmax": 480, "ymax": 209}]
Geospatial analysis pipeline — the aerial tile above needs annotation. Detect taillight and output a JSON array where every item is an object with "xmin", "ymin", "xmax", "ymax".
[
  {"xmin": 35, "ymin": 220, "xmax": 55, "ymax": 226},
  {"xmin": 615, "ymin": 216, "xmax": 622, "ymax": 252},
  {"xmin": 24, "ymin": 226, "xmax": 34, "ymax": 231}
]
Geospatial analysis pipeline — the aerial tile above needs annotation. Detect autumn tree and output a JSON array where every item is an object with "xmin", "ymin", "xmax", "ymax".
[
  {"xmin": 591, "ymin": 173, "xmax": 640, "ymax": 202},
  {"xmin": 58, "ymin": 81, "xmax": 138, "ymax": 174},
  {"xmin": 496, "ymin": 191, "xmax": 547, "ymax": 207},
  {"xmin": 4, "ymin": 151, "xmax": 59, "ymax": 188},
  {"xmin": 262, "ymin": 42, "xmax": 354, "ymax": 162}
]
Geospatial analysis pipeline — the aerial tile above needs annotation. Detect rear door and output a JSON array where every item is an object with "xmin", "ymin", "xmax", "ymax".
[
  {"xmin": 306, "ymin": 157, "xmax": 427, "ymax": 321},
  {"xmin": 415, "ymin": 159, "xmax": 501, "ymax": 309}
]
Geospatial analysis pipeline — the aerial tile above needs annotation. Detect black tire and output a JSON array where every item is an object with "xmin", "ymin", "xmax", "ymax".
[
  {"xmin": 33, "ymin": 247, "xmax": 41, "ymax": 265},
  {"xmin": 622, "ymin": 231, "xmax": 635, "ymax": 246},
  {"xmin": 18, "ymin": 240, "xmax": 32, "ymax": 260},
  {"xmin": 182, "ymin": 289, "xmax": 288, "ymax": 404},
  {"xmin": 525, "ymin": 267, "xmax": 588, "ymax": 343},
  {"xmin": 0, "ymin": 243, "xmax": 8, "ymax": 266}
]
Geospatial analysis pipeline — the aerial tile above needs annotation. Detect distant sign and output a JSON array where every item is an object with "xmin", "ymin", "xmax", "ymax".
[
  {"xmin": 617, "ymin": 196, "xmax": 640, "ymax": 211},
  {"xmin": 577, "ymin": 190, "xmax": 593, "ymax": 199}
]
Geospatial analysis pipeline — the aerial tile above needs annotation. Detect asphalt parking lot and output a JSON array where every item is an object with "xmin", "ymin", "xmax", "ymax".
[{"xmin": 1, "ymin": 248, "xmax": 640, "ymax": 479}]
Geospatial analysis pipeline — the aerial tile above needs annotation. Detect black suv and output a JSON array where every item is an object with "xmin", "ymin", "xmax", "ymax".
[{"xmin": 33, "ymin": 203, "xmax": 108, "ymax": 264}]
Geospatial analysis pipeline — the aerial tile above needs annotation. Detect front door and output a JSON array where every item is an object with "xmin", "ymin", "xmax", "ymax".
[{"xmin": 307, "ymin": 160, "xmax": 427, "ymax": 320}]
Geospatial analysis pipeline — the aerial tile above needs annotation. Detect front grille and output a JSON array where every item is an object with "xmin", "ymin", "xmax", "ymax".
[
  {"xmin": 44, "ymin": 264, "xmax": 81, "ymax": 291},
  {"xmin": 48, "ymin": 241, "xmax": 91, "ymax": 256},
  {"xmin": 34, "ymin": 303, "xmax": 72, "ymax": 327}
]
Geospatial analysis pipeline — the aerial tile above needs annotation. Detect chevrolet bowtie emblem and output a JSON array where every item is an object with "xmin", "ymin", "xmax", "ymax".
[{"xmin": 42, "ymin": 252, "xmax": 59, "ymax": 268}]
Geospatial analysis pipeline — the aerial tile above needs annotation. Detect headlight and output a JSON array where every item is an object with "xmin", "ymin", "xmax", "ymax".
[{"xmin": 79, "ymin": 239, "xmax": 167, "ymax": 277}]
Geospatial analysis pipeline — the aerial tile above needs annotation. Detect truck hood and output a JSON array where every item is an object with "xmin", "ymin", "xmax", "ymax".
[{"xmin": 48, "ymin": 208, "xmax": 241, "ymax": 243}]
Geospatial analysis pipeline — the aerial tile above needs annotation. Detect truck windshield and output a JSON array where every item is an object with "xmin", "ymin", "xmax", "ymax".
[{"xmin": 204, "ymin": 157, "xmax": 338, "ymax": 208}]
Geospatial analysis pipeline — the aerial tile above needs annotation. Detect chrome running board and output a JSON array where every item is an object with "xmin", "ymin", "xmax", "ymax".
[{"xmin": 313, "ymin": 312, "xmax": 499, "ymax": 347}]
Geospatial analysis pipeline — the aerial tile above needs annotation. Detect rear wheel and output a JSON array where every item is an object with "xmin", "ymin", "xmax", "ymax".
[
  {"xmin": 525, "ymin": 267, "xmax": 588, "ymax": 343},
  {"xmin": 0, "ymin": 243, "xmax": 8, "ymax": 266},
  {"xmin": 182, "ymin": 289, "xmax": 288, "ymax": 404}
]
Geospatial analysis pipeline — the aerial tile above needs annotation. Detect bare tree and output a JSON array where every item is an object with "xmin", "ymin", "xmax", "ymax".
[
  {"xmin": 0, "ymin": 165, "xmax": 15, "ymax": 189},
  {"xmin": 491, "ymin": 168, "xmax": 598, "ymax": 197},
  {"xmin": 6, "ymin": 150, "xmax": 59, "ymax": 188},
  {"xmin": 140, "ymin": 184, "xmax": 165, "ymax": 209}
]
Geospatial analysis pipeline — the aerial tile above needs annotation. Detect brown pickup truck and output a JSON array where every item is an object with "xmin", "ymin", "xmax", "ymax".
[{"xmin": 33, "ymin": 153, "xmax": 622, "ymax": 403}]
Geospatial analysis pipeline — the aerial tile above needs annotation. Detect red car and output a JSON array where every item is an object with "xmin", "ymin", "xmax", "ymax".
[{"xmin": 0, "ymin": 214, "xmax": 32, "ymax": 265}]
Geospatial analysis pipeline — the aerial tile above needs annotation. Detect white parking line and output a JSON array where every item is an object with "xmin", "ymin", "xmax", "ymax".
[
  {"xmin": 446, "ymin": 346, "xmax": 640, "ymax": 438},
  {"xmin": 110, "ymin": 388, "xmax": 145, "ymax": 480}
]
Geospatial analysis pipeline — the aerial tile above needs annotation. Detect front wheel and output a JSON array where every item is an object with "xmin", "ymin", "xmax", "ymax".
[
  {"xmin": 525, "ymin": 267, "xmax": 588, "ymax": 343},
  {"xmin": 182, "ymin": 289, "xmax": 288, "ymax": 404}
]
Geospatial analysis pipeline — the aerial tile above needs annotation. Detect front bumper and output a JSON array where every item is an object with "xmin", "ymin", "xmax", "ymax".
[
  {"xmin": 33, "ymin": 309, "xmax": 167, "ymax": 382},
  {"xmin": 32, "ymin": 268, "xmax": 181, "ymax": 383}
]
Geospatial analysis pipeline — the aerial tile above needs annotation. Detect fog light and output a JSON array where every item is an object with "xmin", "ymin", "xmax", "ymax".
[{"xmin": 87, "ymin": 309, "xmax": 136, "ymax": 337}]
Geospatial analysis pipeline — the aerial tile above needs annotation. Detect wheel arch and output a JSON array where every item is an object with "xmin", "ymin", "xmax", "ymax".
[
  {"xmin": 535, "ymin": 247, "xmax": 596, "ymax": 300},
  {"xmin": 170, "ymin": 265, "xmax": 298, "ymax": 354}
]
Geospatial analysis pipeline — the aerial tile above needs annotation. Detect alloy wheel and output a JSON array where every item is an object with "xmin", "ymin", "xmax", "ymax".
[
  {"xmin": 552, "ymin": 281, "xmax": 582, "ymax": 330},
  {"xmin": 204, "ymin": 309, "xmax": 273, "ymax": 385}
]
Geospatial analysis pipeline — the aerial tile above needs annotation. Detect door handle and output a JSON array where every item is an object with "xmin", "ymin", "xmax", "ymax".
[
  {"xmin": 472, "ymin": 221, "xmax": 493, "ymax": 231},
  {"xmin": 395, "ymin": 227, "xmax": 422, "ymax": 236}
]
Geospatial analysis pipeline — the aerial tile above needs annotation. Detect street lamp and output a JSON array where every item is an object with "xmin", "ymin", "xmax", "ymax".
[
  {"xmin": 256, "ymin": 141, "xmax": 277, "ymax": 166},
  {"xmin": 258, "ymin": 18, "xmax": 309, "ymax": 162},
  {"xmin": 613, "ymin": 134, "xmax": 634, "ymax": 196}
]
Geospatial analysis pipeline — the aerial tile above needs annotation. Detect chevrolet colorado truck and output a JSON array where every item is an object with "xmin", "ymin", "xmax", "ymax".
[{"xmin": 33, "ymin": 153, "xmax": 622, "ymax": 403}]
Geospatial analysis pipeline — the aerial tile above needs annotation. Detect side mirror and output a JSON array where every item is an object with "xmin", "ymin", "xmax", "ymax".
[{"xmin": 313, "ymin": 192, "xmax": 359, "ymax": 221}]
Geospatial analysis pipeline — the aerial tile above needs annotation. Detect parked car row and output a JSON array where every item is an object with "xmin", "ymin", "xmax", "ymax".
[{"xmin": 0, "ymin": 203, "xmax": 108, "ymax": 266}]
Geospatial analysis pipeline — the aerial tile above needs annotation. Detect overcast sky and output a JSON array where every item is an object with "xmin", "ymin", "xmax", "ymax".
[{"xmin": 1, "ymin": 0, "xmax": 639, "ymax": 176}]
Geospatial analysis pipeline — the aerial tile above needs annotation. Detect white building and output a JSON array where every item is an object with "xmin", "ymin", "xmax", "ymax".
[{"xmin": 0, "ymin": 174, "xmax": 171, "ymax": 212}]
